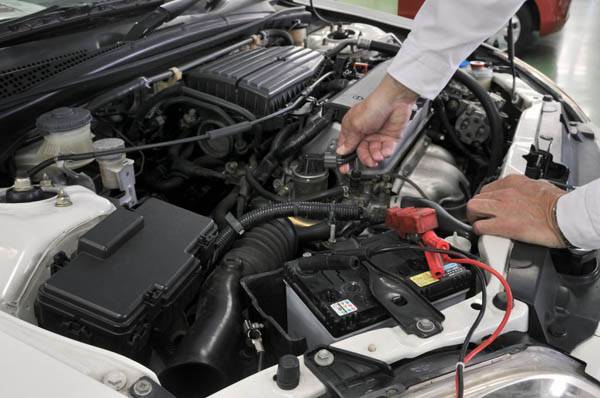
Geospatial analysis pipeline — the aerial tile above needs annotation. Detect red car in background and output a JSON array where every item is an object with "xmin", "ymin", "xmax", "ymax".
[{"xmin": 398, "ymin": 0, "xmax": 572, "ymax": 53}]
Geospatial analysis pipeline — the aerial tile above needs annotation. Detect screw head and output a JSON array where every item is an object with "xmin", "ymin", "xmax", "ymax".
[
  {"xmin": 548, "ymin": 323, "xmax": 568, "ymax": 338},
  {"xmin": 39, "ymin": 173, "xmax": 53, "ymax": 188},
  {"xmin": 102, "ymin": 370, "xmax": 127, "ymax": 391},
  {"xmin": 13, "ymin": 176, "xmax": 32, "ymax": 192},
  {"xmin": 55, "ymin": 189, "xmax": 72, "ymax": 207},
  {"xmin": 367, "ymin": 344, "xmax": 377, "ymax": 352},
  {"xmin": 416, "ymin": 318, "xmax": 435, "ymax": 333},
  {"xmin": 132, "ymin": 379, "xmax": 153, "ymax": 397},
  {"xmin": 314, "ymin": 349, "xmax": 334, "ymax": 367}
]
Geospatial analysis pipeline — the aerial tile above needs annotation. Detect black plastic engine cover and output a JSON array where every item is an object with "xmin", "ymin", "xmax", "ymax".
[
  {"xmin": 186, "ymin": 46, "xmax": 324, "ymax": 116},
  {"xmin": 35, "ymin": 198, "xmax": 217, "ymax": 360}
]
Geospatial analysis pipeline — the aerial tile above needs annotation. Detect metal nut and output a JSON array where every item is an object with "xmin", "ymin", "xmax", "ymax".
[
  {"xmin": 102, "ymin": 370, "xmax": 127, "ymax": 391},
  {"xmin": 416, "ymin": 318, "xmax": 435, "ymax": 333},
  {"xmin": 55, "ymin": 189, "xmax": 72, "ymax": 207},
  {"xmin": 132, "ymin": 379, "xmax": 153, "ymax": 396},
  {"xmin": 13, "ymin": 176, "xmax": 32, "ymax": 192},
  {"xmin": 314, "ymin": 349, "xmax": 334, "ymax": 367}
]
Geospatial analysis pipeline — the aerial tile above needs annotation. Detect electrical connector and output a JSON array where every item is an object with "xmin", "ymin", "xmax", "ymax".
[{"xmin": 385, "ymin": 207, "xmax": 448, "ymax": 279}]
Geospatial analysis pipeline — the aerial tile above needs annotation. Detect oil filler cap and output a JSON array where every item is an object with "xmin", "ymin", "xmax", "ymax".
[{"xmin": 276, "ymin": 354, "xmax": 300, "ymax": 390}]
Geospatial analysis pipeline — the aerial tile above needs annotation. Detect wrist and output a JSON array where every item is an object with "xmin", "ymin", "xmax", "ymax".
[
  {"xmin": 548, "ymin": 194, "xmax": 572, "ymax": 248},
  {"xmin": 377, "ymin": 74, "xmax": 418, "ymax": 106}
]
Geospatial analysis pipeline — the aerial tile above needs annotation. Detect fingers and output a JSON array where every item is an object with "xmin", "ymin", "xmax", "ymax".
[
  {"xmin": 357, "ymin": 141, "xmax": 377, "ymax": 168},
  {"xmin": 337, "ymin": 108, "xmax": 363, "ymax": 156},
  {"xmin": 466, "ymin": 197, "xmax": 504, "ymax": 223},
  {"xmin": 480, "ymin": 174, "xmax": 529, "ymax": 194},
  {"xmin": 369, "ymin": 140, "xmax": 384, "ymax": 162},
  {"xmin": 472, "ymin": 218, "xmax": 516, "ymax": 239}
]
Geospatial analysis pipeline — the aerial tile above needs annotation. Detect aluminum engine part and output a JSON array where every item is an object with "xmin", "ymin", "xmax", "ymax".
[
  {"xmin": 454, "ymin": 101, "xmax": 490, "ymax": 145},
  {"xmin": 391, "ymin": 138, "xmax": 470, "ymax": 206},
  {"xmin": 0, "ymin": 185, "xmax": 114, "ymax": 322},
  {"xmin": 306, "ymin": 23, "xmax": 397, "ymax": 58}
]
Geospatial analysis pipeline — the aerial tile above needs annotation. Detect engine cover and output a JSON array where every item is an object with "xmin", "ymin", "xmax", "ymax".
[{"xmin": 186, "ymin": 46, "xmax": 324, "ymax": 116}]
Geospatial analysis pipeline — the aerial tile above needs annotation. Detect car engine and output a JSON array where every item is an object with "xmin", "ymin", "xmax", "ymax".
[{"xmin": 0, "ymin": 17, "xmax": 583, "ymax": 398}]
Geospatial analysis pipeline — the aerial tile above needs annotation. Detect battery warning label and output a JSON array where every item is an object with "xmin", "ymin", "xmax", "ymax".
[
  {"xmin": 410, "ymin": 263, "xmax": 461, "ymax": 288},
  {"xmin": 330, "ymin": 299, "xmax": 358, "ymax": 316}
]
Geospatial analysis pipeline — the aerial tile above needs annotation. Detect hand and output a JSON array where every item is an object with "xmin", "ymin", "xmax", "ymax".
[
  {"xmin": 336, "ymin": 74, "xmax": 418, "ymax": 173},
  {"xmin": 467, "ymin": 175, "xmax": 567, "ymax": 247}
]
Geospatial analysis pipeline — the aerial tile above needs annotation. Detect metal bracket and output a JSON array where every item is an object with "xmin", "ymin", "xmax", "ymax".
[{"xmin": 365, "ymin": 262, "xmax": 444, "ymax": 338}]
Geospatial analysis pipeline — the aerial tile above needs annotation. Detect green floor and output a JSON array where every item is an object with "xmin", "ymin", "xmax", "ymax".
[
  {"xmin": 520, "ymin": 0, "xmax": 600, "ymax": 123},
  {"xmin": 341, "ymin": 0, "xmax": 599, "ymax": 123}
]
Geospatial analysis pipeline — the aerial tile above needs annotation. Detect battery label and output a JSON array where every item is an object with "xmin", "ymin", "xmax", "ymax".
[
  {"xmin": 330, "ymin": 299, "xmax": 358, "ymax": 316},
  {"xmin": 410, "ymin": 263, "xmax": 462, "ymax": 288}
]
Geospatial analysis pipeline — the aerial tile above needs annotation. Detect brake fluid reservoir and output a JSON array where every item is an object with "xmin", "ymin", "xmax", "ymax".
[
  {"xmin": 467, "ymin": 61, "xmax": 494, "ymax": 91},
  {"xmin": 15, "ymin": 107, "xmax": 95, "ymax": 175}
]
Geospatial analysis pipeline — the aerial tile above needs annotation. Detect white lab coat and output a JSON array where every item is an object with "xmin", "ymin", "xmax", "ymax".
[{"xmin": 389, "ymin": 0, "xmax": 600, "ymax": 249}]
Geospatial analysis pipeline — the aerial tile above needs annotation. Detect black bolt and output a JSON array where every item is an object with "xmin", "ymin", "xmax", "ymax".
[
  {"xmin": 492, "ymin": 291, "xmax": 513, "ymax": 311},
  {"xmin": 276, "ymin": 354, "xmax": 300, "ymax": 390},
  {"xmin": 548, "ymin": 323, "xmax": 568, "ymax": 338}
]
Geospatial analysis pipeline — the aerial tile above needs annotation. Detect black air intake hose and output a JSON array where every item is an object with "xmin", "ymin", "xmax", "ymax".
[
  {"xmin": 213, "ymin": 202, "xmax": 383, "ymax": 262},
  {"xmin": 159, "ymin": 220, "xmax": 298, "ymax": 398}
]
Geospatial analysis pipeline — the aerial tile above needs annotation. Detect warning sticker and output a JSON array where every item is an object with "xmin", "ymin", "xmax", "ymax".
[
  {"xmin": 410, "ymin": 263, "xmax": 461, "ymax": 287},
  {"xmin": 410, "ymin": 271, "xmax": 438, "ymax": 288},
  {"xmin": 330, "ymin": 299, "xmax": 358, "ymax": 316}
]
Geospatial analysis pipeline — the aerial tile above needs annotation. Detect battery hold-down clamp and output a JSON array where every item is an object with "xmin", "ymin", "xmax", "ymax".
[{"xmin": 385, "ymin": 207, "xmax": 449, "ymax": 279}]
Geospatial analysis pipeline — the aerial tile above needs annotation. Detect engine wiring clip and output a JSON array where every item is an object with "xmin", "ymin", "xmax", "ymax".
[
  {"xmin": 243, "ymin": 320, "xmax": 265, "ymax": 355},
  {"xmin": 385, "ymin": 207, "xmax": 449, "ymax": 279}
]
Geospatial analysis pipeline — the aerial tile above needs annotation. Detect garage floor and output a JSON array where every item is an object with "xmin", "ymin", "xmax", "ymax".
[
  {"xmin": 341, "ymin": 0, "xmax": 599, "ymax": 123},
  {"xmin": 520, "ymin": 0, "xmax": 599, "ymax": 123}
]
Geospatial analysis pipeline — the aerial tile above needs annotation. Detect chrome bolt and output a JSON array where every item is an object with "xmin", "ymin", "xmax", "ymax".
[
  {"xmin": 416, "ymin": 318, "xmax": 435, "ymax": 333},
  {"xmin": 314, "ymin": 349, "xmax": 334, "ymax": 367},
  {"xmin": 13, "ymin": 176, "xmax": 32, "ymax": 192},
  {"xmin": 132, "ymin": 379, "xmax": 153, "ymax": 397},
  {"xmin": 102, "ymin": 370, "xmax": 127, "ymax": 391},
  {"xmin": 39, "ymin": 173, "xmax": 53, "ymax": 188},
  {"xmin": 55, "ymin": 189, "xmax": 72, "ymax": 207},
  {"xmin": 367, "ymin": 344, "xmax": 377, "ymax": 352}
]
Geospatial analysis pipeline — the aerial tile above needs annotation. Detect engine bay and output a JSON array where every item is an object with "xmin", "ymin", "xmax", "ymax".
[{"xmin": 1, "ymin": 10, "xmax": 598, "ymax": 398}]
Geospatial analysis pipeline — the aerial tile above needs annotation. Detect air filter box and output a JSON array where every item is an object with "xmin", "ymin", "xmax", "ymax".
[
  {"xmin": 186, "ymin": 46, "xmax": 324, "ymax": 116},
  {"xmin": 35, "ymin": 198, "xmax": 217, "ymax": 360}
]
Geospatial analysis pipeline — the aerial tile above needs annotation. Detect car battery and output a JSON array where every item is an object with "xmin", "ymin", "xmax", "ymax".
[
  {"xmin": 283, "ymin": 232, "xmax": 474, "ymax": 349},
  {"xmin": 35, "ymin": 198, "xmax": 217, "ymax": 360}
]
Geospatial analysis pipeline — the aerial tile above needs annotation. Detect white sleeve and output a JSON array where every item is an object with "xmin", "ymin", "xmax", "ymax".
[
  {"xmin": 388, "ymin": 0, "xmax": 525, "ymax": 99},
  {"xmin": 556, "ymin": 179, "xmax": 600, "ymax": 250}
]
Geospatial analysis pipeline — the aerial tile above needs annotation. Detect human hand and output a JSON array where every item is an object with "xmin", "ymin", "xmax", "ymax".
[
  {"xmin": 336, "ymin": 74, "xmax": 418, "ymax": 173},
  {"xmin": 467, "ymin": 175, "xmax": 567, "ymax": 247}
]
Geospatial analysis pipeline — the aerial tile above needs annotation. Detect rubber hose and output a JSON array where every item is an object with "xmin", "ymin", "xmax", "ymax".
[
  {"xmin": 143, "ymin": 170, "xmax": 186, "ymax": 192},
  {"xmin": 401, "ymin": 196, "xmax": 473, "ymax": 236},
  {"xmin": 260, "ymin": 29, "xmax": 294, "ymax": 46},
  {"xmin": 276, "ymin": 114, "xmax": 332, "ymax": 159},
  {"xmin": 213, "ymin": 202, "xmax": 379, "ymax": 262},
  {"xmin": 365, "ymin": 40, "xmax": 401, "ymax": 55},
  {"xmin": 127, "ymin": 84, "xmax": 184, "ymax": 139},
  {"xmin": 172, "ymin": 158, "xmax": 225, "ymax": 180},
  {"xmin": 213, "ymin": 187, "xmax": 239, "ymax": 229},
  {"xmin": 253, "ymin": 123, "xmax": 300, "ymax": 183},
  {"xmin": 159, "ymin": 220, "xmax": 297, "ymax": 398},
  {"xmin": 294, "ymin": 221, "xmax": 331, "ymax": 243},
  {"xmin": 181, "ymin": 87, "xmax": 256, "ymax": 121}
]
